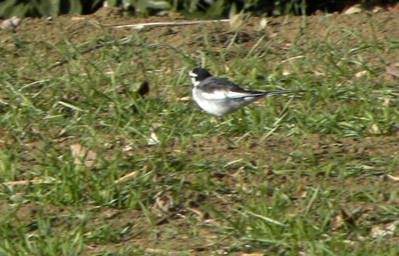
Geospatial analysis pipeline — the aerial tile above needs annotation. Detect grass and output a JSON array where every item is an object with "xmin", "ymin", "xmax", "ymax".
[{"xmin": 1, "ymin": 14, "xmax": 399, "ymax": 255}]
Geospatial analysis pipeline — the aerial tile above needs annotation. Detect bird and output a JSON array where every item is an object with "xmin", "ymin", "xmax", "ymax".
[{"xmin": 188, "ymin": 67, "xmax": 302, "ymax": 116}]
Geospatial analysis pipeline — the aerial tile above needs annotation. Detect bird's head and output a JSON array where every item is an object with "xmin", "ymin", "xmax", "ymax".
[{"xmin": 188, "ymin": 68, "xmax": 212, "ymax": 87}]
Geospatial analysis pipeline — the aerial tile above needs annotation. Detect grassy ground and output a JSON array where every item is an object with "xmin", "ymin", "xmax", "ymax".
[{"xmin": 1, "ymin": 8, "xmax": 399, "ymax": 255}]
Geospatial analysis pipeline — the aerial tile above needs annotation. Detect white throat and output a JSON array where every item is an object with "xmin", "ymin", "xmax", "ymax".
[{"xmin": 188, "ymin": 71, "xmax": 200, "ymax": 87}]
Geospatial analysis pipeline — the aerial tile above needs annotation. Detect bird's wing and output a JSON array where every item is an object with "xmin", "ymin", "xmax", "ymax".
[
  {"xmin": 199, "ymin": 77, "xmax": 265, "ymax": 100},
  {"xmin": 200, "ymin": 89, "xmax": 266, "ymax": 100},
  {"xmin": 199, "ymin": 90, "xmax": 230, "ymax": 100},
  {"xmin": 198, "ymin": 77, "xmax": 243, "ymax": 92}
]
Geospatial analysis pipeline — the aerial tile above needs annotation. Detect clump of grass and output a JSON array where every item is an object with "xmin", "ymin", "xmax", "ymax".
[{"xmin": 1, "ymin": 14, "xmax": 399, "ymax": 255}]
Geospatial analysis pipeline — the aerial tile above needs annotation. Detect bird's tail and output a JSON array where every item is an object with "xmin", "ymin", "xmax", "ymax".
[{"xmin": 265, "ymin": 90, "xmax": 305, "ymax": 97}]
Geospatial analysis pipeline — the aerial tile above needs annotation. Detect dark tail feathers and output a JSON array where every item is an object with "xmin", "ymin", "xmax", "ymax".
[{"xmin": 265, "ymin": 90, "xmax": 305, "ymax": 97}]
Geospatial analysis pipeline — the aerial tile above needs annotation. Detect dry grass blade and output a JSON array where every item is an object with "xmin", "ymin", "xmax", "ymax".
[
  {"xmin": 385, "ymin": 174, "xmax": 399, "ymax": 181},
  {"xmin": 114, "ymin": 164, "xmax": 153, "ymax": 184},
  {"xmin": 110, "ymin": 19, "xmax": 229, "ymax": 30},
  {"xmin": 2, "ymin": 178, "xmax": 61, "ymax": 187}
]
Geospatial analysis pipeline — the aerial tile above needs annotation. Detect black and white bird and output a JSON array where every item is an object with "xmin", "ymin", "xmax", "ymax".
[{"xmin": 188, "ymin": 68, "xmax": 301, "ymax": 116}]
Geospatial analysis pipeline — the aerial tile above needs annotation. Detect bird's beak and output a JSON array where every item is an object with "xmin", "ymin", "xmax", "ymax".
[
  {"xmin": 188, "ymin": 71, "xmax": 197, "ymax": 78},
  {"xmin": 188, "ymin": 71, "xmax": 199, "ymax": 87}
]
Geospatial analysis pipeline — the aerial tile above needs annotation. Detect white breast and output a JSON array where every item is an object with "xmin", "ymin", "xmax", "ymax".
[{"xmin": 192, "ymin": 88, "xmax": 242, "ymax": 116}]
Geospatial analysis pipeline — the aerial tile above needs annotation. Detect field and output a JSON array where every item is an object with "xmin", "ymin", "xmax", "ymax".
[{"xmin": 1, "ymin": 7, "xmax": 399, "ymax": 255}]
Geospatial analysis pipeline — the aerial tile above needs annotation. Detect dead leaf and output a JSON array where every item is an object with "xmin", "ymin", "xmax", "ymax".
[
  {"xmin": 0, "ymin": 16, "xmax": 22, "ymax": 30},
  {"xmin": 144, "ymin": 248, "xmax": 182, "ymax": 255},
  {"xmin": 147, "ymin": 128, "xmax": 160, "ymax": 145},
  {"xmin": 153, "ymin": 193, "xmax": 174, "ymax": 215},
  {"xmin": 337, "ymin": 207, "xmax": 367, "ymax": 227},
  {"xmin": 71, "ymin": 16, "xmax": 85, "ymax": 21},
  {"xmin": 354, "ymin": 70, "xmax": 369, "ymax": 79},
  {"xmin": 343, "ymin": 5, "xmax": 362, "ymax": 14},
  {"xmin": 371, "ymin": 220, "xmax": 399, "ymax": 239},
  {"xmin": 257, "ymin": 17, "xmax": 268, "ymax": 30},
  {"xmin": 369, "ymin": 123, "xmax": 381, "ymax": 134},
  {"xmin": 104, "ymin": 70, "xmax": 114, "ymax": 75},
  {"xmin": 229, "ymin": 13, "xmax": 245, "ymax": 31},
  {"xmin": 382, "ymin": 98, "xmax": 390, "ymax": 106},
  {"xmin": 343, "ymin": 2, "xmax": 383, "ymax": 14},
  {"xmin": 179, "ymin": 96, "xmax": 190, "ymax": 101},
  {"xmin": 282, "ymin": 68, "xmax": 291, "ymax": 76},
  {"xmin": 70, "ymin": 144, "xmax": 97, "ymax": 168},
  {"xmin": 122, "ymin": 144, "xmax": 134, "ymax": 152},
  {"xmin": 313, "ymin": 70, "xmax": 324, "ymax": 76},
  {"xmin": 386, "ymin": 61, "xmax": 399, "ymax": 77},
  {"xmin": 334, "ymin": 214, "xmax": 345, "ymax": 228},
  {"xmin": 340, "ymin": 209, "xmax": 355, "ymax": 225},
  {"xmin": 137, "ymin": 81, "xmax": 150, "ymax": 97}
]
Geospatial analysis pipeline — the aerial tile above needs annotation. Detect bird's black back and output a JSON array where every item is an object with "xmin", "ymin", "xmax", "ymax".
[{"xmin": 199, "ymin": 76, "xmax": 264, "ymax": 95}]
